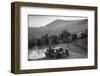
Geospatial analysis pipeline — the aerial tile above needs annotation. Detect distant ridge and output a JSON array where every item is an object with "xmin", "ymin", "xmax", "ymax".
[{"xmin": 28, "ymin": 19, "xmax": 88, "ymax": 40}]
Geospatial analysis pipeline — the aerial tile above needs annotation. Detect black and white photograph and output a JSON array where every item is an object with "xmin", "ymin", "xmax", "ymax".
[
  {"xmin": 11, "ymin": 2, "xmax": 97, "ymax": 74},
  {"xmin": 28, "ymin": 15, "xmax": 88, "ymax": 61}
]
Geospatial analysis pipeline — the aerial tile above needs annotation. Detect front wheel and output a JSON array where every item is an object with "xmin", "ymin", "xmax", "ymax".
[
  {"xmin": 45, "ymin": 52, "xmax": 50, "ymax": 58},
  {"xmin": 53, "ymin": 54, "xmax": 58, "ymax": 59}
]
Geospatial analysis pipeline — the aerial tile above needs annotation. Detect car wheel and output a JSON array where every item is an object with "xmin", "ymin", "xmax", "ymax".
[
  {"xmin": 53, "ymin": 54, "xmax": 57, "ymax": 59},
  {"xmin": 45, "ymin": 52, "xmax": 49, "ymax": 58}
]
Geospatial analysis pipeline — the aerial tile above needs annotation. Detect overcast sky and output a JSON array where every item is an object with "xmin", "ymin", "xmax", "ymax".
[{"xmin": 28, "ymin": 15, "xmax": 87, "ymax": 27}]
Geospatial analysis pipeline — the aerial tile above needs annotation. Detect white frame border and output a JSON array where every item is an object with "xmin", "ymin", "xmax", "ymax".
[{"xmin": 20, "ymin": 6, "xmax": 95, "ymax": 70}]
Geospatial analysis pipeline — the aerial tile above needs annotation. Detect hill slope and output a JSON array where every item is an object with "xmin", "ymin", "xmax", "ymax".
[{"xmin": 28, "ymin": 19, "xmax": 88, "ymax": 40}]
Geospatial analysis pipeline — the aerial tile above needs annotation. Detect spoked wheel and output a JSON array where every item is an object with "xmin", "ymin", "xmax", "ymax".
[
  {"xmin": 45, "ymin": 52, "xmax": 50, "ymax": 58},
  {"xmin": 53, "ymin": 54, "xmax": 58, "ymax": 59}
]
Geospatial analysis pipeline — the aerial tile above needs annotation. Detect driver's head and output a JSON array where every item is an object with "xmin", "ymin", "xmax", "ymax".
[{"xmin": 49, "ymin": 46, "xmax": 52, "ymax": 49}]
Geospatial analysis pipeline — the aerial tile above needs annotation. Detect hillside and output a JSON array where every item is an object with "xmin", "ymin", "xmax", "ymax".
[{"xmin": 28, "ymin": 19, "xmax": 88, "ymax": 40}]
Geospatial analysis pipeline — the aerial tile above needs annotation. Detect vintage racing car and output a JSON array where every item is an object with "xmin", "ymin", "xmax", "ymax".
[{"xmin": 45, "ymin": 47, "xmax": 69, "ymax": 59}]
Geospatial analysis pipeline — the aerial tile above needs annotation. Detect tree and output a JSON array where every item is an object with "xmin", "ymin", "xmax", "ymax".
[
  {"xmin": 28, "ymin": 38, "xmax": 36, "ymax": 49},
  {"xmin": 59, "ymin": 30, "xmax": 71, "ymax": 43},
  {"xmin": 36, "ymin": 39, "xmax": 41, "ymax": 47},
  {"xmin": 44, "ymin": 34, "xmax": 49, "ymax": 46},
  {"xmin": 71, "ymin": 33, "xmax": 77, "ymax": 40},
  {"xmin": 84, "ymin": 29, "xmax": 88, "ymax": 38}
]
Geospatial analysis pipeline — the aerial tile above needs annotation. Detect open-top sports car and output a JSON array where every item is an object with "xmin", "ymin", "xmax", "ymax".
[{"xmin": 45, "ymin": 47, "xmax": 69, "ymax": 59}]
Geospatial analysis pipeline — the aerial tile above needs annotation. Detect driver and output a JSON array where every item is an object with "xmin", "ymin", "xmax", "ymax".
[
  {"xmin": 47, "ymin": 46, "xmax": 53, "ymax": 52},
  {"xmin": 59, "ymin": 48, "xmax": 63, "ymax": 52}
]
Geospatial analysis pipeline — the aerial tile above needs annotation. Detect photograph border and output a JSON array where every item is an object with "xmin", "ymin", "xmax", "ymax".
[{"xmin": 11, "ymin": 2, "xmax": 98, "ymax": 74}]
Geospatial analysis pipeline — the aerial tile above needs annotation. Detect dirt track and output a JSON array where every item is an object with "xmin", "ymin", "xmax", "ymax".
[{"xmin": 28, "ymin": 40, "xmax": 88, "ymax": 61}]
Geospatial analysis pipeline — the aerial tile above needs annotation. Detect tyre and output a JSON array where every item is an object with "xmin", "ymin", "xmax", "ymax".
[
  {"xmin": 45, "ymin": 52, "xmax": 50, "ymax": 58},
  {"xmin": 65, "ymin": 49, "xmax": 69, "ymax": 56}
]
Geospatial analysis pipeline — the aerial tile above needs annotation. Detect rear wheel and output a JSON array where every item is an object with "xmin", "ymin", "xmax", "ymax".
[{"xmin": 65, "ymin": 49, "xmax": 69, "ymax": 56}]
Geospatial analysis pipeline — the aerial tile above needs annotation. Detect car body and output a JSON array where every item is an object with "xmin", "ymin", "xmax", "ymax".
[{"xmin": 45, "ymin": 47, "xmax": 69, "ymax": 59}]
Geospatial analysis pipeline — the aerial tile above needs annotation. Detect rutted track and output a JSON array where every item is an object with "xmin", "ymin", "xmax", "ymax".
[{"xmin": 28, "ymin": 40, "xmax": 88, "ymax": 61}]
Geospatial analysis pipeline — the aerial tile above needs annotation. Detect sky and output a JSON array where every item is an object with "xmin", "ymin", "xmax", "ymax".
[{"xmin": 28, "ymin": 15, "xmax": 87, "ymax": 27}]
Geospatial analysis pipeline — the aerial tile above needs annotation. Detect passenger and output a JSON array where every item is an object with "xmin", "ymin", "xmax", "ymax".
[
  {"xmin": 48, "ymin": 46, "xmax": 52, "ymax": 50},
  {"xmin": 59, "ymin": 48, "xmax": 63, "ymax": 52}
]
